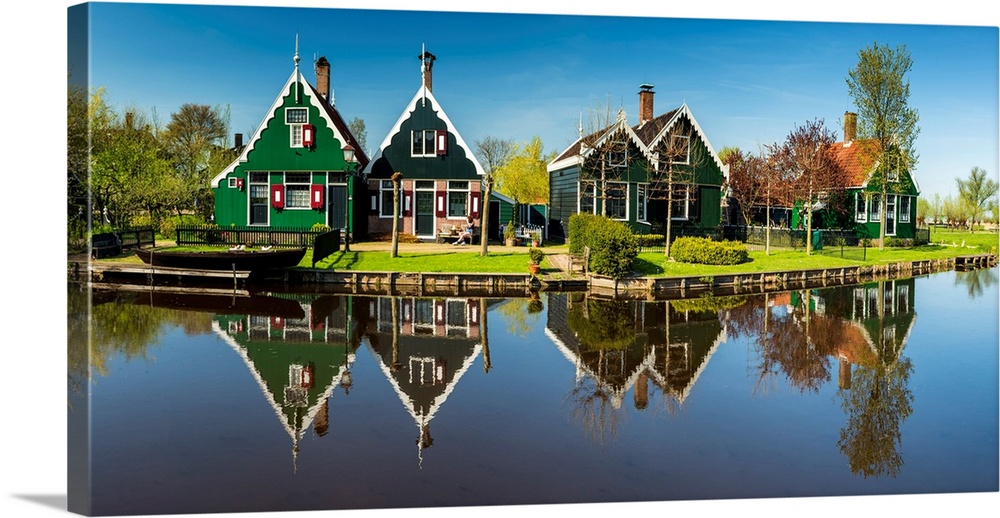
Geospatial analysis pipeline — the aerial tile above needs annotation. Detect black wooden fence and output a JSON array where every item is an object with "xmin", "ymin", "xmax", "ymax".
[{"xmin": 175, "ymin": 226, "xmax": 325, "ymax": 248}]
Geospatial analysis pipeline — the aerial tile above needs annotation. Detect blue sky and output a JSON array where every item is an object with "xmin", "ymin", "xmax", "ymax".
[{"xmin": 74, "ymin": 1, "xmax": 999, "ymax": 200}]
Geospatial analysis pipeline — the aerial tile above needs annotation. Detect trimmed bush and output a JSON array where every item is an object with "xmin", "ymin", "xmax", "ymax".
[
  {"xmin": 635, "ymin": 233, "xmax": 665, "ymax": 248},
  {"xmin": 671, "ymin": 236, "xmax": 749, "ymax": 265},
  {"xmin": 567, "ymin": 213, "xmax": 639, "ymax": 278},
  {"xmin": 528, "ymin": 247, "xmax": 545, "ymax": 264}
]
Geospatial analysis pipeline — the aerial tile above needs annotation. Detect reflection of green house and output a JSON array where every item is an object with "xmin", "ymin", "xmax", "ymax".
[
  {"xmin": 544, "ymin": 293, "xmax": 729, "ymax": 409},
  {"xmin": 779, "ymin": 279, "xmax": 916, "ymax": 387},
  {"xmin": 211, "ymin": 293, "xmax": 357, "ymax": 468},
  {"xmin": 353, "ymin": 296, "xmax": 492, "ymax": 465},
  {"xmin": 210, "ymin": 45, "xmax": 369, "ymax": 234}
]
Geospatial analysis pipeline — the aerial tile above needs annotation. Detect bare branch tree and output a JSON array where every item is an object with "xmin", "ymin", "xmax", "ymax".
[
  {"xmin": 647, "ymin": 121, "xmax": 701, "ymax": 257},
  {"xmin": 474, "ymin": 136, "xmax": 514, "ymax": 256}
]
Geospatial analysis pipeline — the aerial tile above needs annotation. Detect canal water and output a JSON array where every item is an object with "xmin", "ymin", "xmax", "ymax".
[{"xmin": 68, "ymin": 268, "xmax": 999, "ymax": 516}]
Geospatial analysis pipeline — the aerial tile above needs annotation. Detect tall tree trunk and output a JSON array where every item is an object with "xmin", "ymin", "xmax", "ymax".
[
  {"xmin": 391, "ymin": 172, "xmax": 402, "ymax": 258},
  {"xmin": 480, "ymin": 175, "xmax": 492, "ymax": 257}
]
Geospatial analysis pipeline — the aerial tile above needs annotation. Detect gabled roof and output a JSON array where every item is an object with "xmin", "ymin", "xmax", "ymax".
[
  {"xmin": 548, "ymin": 109, "xmax": 646, "ymax": 173},
  {"xmin": 828, "ymin": 139, "xmax": 921, "ymax": 195},
  {"xmin": 360, "ymin": 85, "xmax": 486, "ymax": 177},
  {"xmin": 547, "ymin": 103, "xmax": 728, "ymax": 177},
  {"xmin": 210, "ymin": 66, "xmax": 368, "ymax": 188}
]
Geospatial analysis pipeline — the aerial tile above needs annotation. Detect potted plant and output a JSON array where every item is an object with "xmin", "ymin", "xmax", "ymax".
[
  {"xmin": 530, "ymin": 230, "xmax": 542, "ymax": 247},
  {"xmin": 528, "ymin": 247, "xmax": 544, "ymax": 275},
  {"xmin": 504, "ymin": 221, "xmax": 516, "ymax": 247}
]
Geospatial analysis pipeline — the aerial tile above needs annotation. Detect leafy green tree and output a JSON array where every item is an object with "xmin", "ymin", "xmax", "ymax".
[
  {"xmin": 162, "ymin": 103, "xmax": 230, "ymax": 218},
  {"xmin": 956, "ymin": 166, "xmax": 999, "ymax": 231},
  {"xmin": 474, "ymin": 136, "xmax": 514, "ymax": 256},
  {"xmin": 494, "ymin": 135, "xmax": 551, "ymax": 225},
  {"xmin": 348, "ymin": 116, "xmax": 367, "ymax": 154},
  {"xmin": 846, "ymin": 42, "xmax": 921, "ymax": 248}
]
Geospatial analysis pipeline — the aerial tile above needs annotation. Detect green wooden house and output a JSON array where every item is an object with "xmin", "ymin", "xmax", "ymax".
[
  {"xmin": 547, "ymin": 85, "xmax": 728, "ymax": 242},
  {"xmin": 360, "ymin": 49, "xmax": 487, "ymax": 241},
  {"xmin": 834, "ymin": 113, "xmax": 920, "ymax": 241},
  {"xmin": 211, "ymin": 48, "xmax": 369, "ymax": 236}
]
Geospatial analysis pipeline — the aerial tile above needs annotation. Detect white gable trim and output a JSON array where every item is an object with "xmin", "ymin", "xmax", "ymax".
[
  {"xmin": 646, "ymin": 104, "xmax": 728, "ymax": 178},
  {"xmin": 361, "ymin": 86, "xmax": 486, "ymax": 177},
  {"xmin": 211, "ymin": 69, "xmax": 354, "ymax": 188}
]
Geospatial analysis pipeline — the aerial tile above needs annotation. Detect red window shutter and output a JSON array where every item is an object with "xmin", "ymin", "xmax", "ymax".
[
  {"xmin": 436, "ymin": 191, "xmax": 446, "ymax": 217},
  {"xmin": 303, "ymin": 124, "xmax": 315, "ymax": 148},
  {"xmin": 470, "ymin": 191, "xmax": 481, "ymax": 218},
  {"xmin": 271, "ymin": 184, "xmax": 285, "ymax": 209},
  {"xmin": 310, "ymin": 184, "xmax": 324, "ymax": 209},
  {"xmin": 435, "ymin": 130, "xmax": 448, "ymax": 155}
]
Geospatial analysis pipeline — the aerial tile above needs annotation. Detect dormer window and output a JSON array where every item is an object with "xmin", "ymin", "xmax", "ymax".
[
  {"xmin": 286, "ymin": 108, "xmax": 308, "ymax": 148},
  {"xmin": 670, "ymin": 135, "xmax": 690, "ymax": 165},
  {"xmin": 412, "ymin": 130, "xmax": 447, "ymax": 157}
]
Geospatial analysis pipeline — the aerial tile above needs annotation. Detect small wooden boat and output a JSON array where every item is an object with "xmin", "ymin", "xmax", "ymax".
[{"xmin": 134, "ymin": 247, "xmax": 307, "ymax": 271}]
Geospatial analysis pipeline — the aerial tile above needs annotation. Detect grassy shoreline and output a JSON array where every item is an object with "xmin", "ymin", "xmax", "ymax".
[{"xmin": 85, "ymin": 229, "xmax": 997, "ymax": 277}]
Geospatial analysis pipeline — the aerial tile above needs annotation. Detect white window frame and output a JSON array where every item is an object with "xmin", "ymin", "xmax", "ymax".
[
  {"xmin": 578, "ymin": 181, "xmax": 597, "ymax": 214},
  {"xmin": 411, "ymin": 130, "xmax": 437, "ymax": 157},
  {"xmin": 870, "ymin": 194, "xmax": 881, "ymax": 222},
  {"xmin": 670, "ymin": 134, "xmax": 691, "ymax": 165},
  {"xmin": 228, "ymin": 177, "xmax": 239, "ymax": 189},
  {"xmin": 671, "ymin": 185, "xmax": 690, "ymax": 220},
  {"xmin": 284, "ymin": 172, "xmax": 311, "ymax": 209},
  {"xmin": 379, "ymin": 180, "xmax": 402, "ymax": 218},
  {"xmin": 899, "ymin": 195, "xmax": 911, "ymax": 223},
  {"xmin": 886, "ymin": 194, "xmax": 897, "ymax": 236},
  {"xmin": 637, "ymin": 183, "xmax": 647, "ymax": 222},
  {"xmin": 855, "ymin": 192, "xmax": 868, "ymax": 223},
  {"xmin": 447, "ymin": 181, "xmax": 470, "ymax": 219},
  {"xmin": 286, "ymin": 108, "xmax": 308, "ymax": 148},
  {"xmin": 605, "ymin": 181, "xmax": 629, "ymax": 221}
]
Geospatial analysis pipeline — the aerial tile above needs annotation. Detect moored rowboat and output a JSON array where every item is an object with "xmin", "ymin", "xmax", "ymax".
[{"xmin": 134, "ymin": 247, "xmax": 307, "ymax": 271}]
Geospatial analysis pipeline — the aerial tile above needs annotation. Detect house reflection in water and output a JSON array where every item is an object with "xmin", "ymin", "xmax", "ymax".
[
  {"xmin": 210, "ymin": 293, "xmax": 358, "ymax": 471},
  {"xmin": 544, "ymin": 293, "xmax": 730, "ymax": 430},
  {"xmin": 353, "ymin": 296, "xmax": 497, "ymax": 466}
]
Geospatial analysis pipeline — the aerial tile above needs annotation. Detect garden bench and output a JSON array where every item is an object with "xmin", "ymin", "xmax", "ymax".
[{"xmin": 91, "ymin": 232, "xmax": 123, "ymax": 259}]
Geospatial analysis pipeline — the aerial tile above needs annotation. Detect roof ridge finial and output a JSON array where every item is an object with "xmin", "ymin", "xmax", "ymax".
[{"xmin": 294, "ymin": 34, "xmax": 300, "ymax": 69}]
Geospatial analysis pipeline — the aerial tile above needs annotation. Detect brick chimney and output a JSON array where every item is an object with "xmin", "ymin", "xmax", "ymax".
[
  {"xmin": 844, "ymin": 111, "xmax": 857, "ymax": 143},
  {"xmin": 234, "ymin": 133, "xmax": 243, "ymax": 150},
  {"xmin": 639, "ymin": 84, "xmax": 655, "ymax": 124},
  {"xmin": 419, "ymin": 49, "xmax": 436, "ymax": 92},
  {"xmin": 315, "ymin": 56, "xmax": 331, "ymax": 103}
]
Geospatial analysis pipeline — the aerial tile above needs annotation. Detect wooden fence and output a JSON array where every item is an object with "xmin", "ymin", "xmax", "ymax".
[{"xmin": 175, "ymin": 226, "xmax": 325, "ymax": 248}]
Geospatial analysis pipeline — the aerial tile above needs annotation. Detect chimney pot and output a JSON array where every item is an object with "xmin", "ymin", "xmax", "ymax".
[
  {"xmin": 844, "ymin": 111, "xmax": 857, "ymax": 142},
  {"xmin": 639, "ymin": 84, "xmax": 655, "ymax": 124},
  {"xmin": 315, "ymin": 56, "xmax": 331, "ymax": 103},
  {"xmin": 234, "ymin": 133, "xmax": 243, "ymax": 149},
  {"xmin": 419, "ymin": 50, "xmax": 436, "ymax": 92}
]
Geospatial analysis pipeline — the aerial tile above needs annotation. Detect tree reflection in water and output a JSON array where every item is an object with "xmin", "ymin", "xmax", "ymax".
[
  {"xmin": 729, "ymin": 281, "xmax": 916, "ymax": 478},
  {"xmin": 954, "ymin": 267, "xmax": 998, "ymax": 300}
]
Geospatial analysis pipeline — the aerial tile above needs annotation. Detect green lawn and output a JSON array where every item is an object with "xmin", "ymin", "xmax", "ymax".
[
  {"xmin": 306, "ymin": 249, "xmax": 538, "ymax": 273},
  {"xmin": 634, "ymin": 229, "xmax": 998, "ymax": 278}
]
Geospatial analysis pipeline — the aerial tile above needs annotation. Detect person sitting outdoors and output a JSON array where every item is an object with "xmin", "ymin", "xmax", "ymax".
[{"xmin": 453, "ymin": 216, "xmax": 475, "ymax": 246}]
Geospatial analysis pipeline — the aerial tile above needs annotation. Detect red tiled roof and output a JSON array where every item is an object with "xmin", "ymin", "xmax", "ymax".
[{"xmin": 830, "ymin": 140, "xmax": 878, "ymax": 188}]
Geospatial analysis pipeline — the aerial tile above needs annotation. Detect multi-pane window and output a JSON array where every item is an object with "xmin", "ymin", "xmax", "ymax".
[
  {"xmin": 380, "ymin": 180, "xmax": 400, "ymax": 217},
  {"xmin": 855, "ymin": 192, "xmax": 868, "ymax": 222},
  {"xmin": 899, "ymin": 196, "xmax": 911, "ymax": 223},
  {"xmin": 670, "ymin": 135, "xmax": 691, "ymax": 165},
  {"xmin": 870, "ymin": 195, "xmax": 881, "ymax": 221},
  {"xmin": 579, "ymin": 181, "xmax": 596, "ymax": 214},
  {"xmin": 286, "ymin": 108, "xmax": 308, "ymax": 148},
  {"xmin": 411, "ymin": 130, "xmax": 437, "ymax": 157},
  {"xmin": 605, "ymin": 182, "xmax": 627, "ymax": 220},
  {"xmin": 671, "ymin": 185, "xmax": 690, "ymax": 219},
  {"xmin": 637, "ymin": 184, "xmax": 647, "ymax": 221},
  {"xmin": 448, "ymin": 181, "xmax": 469, "ymax": 217},
  {"xmin": 284, "ymin": 172, "xmax": 311, "ymax": 208}
]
